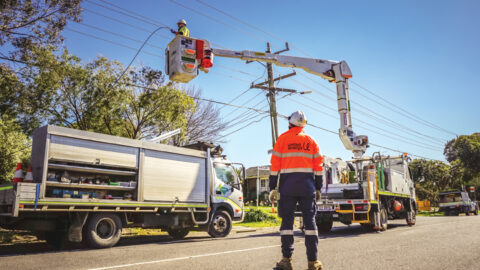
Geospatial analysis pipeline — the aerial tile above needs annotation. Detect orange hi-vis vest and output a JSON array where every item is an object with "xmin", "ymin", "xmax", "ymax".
[{"xmin": 270, "ymin": 127, "xmax": 323, "ymax": 177}]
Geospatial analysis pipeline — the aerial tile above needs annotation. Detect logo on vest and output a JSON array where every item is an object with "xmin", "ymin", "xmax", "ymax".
[{"xmin": 287, "ymin": 142, "xmax": 310, "ymax": 151}]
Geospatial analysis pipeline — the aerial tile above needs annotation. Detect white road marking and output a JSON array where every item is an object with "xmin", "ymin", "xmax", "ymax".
[{"xmin": 87, "ymin": 244, "xmax": 281, "ymax": 270}]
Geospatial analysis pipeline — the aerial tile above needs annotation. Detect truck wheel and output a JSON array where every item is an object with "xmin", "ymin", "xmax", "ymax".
[
  {"xmin": 208, "ymin": 210, "xmax": 232, "ymax": 238},
  {"xmin": 444, "ymin": 210, "xmax": 450, "ymax": 216},
  {"xmin": 316, "ymin": 220, "xmax": 333, "ymax": 233},
  {"xmin": 380, "ymin": 207, "xmax": 388, "ymax": 231},
  {"xmin": 83, "ymin": 213, "xmax": 122, "ymax": 249},
  {"xmin": 406, "ymin": 209, "xmax": 416, "ymax": 226},
  {"xmin": 167, "ymin": 228, "xmax": 190, "ymax": 240}
]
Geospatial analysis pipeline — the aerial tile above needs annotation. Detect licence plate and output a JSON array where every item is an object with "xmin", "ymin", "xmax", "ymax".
[{"xmin": 332, "ymin": 214, "xmax": 339, "ymax": 218}]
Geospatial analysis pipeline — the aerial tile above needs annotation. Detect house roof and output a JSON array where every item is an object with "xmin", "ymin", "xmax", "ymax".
[{"xmin": 246, "ymin": 165, "xmax": 271, "ymax": 179}]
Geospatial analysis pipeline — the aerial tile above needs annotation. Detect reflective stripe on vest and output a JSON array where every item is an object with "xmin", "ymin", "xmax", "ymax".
[
  {"xmin": 280, "ymin": 168, "xmax": 314, "ymax": 174},
  {"xmin": 179, "ymin": 26, "xmax": 190, "ymax": 37}
]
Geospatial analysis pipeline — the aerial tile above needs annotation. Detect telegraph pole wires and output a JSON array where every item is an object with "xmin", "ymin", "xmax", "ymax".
[{"xmin": 250, "ymin": 42, "xmax": 311, "ymax": 147}]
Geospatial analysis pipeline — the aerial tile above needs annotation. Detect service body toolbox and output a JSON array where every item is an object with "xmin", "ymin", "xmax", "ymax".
[{"xmin": 0, "ymin": 125, "xmax": 244, "ymax": 248}]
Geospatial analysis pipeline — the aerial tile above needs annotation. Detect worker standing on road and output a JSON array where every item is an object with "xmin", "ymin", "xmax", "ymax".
[
  {"xmin": 170, "ymin": 19, "xmax": 190, "ymax": 37},
  {"xmin": 269, "ymin": 110, "xmax": 324, "ymax": 270}
]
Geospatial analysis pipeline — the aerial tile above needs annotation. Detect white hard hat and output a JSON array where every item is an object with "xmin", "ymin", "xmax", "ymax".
[
  {"xmin": 178, "ymin": 19, "xmax": 187, "ymax": 25},
  {"xmin": 288, "ymin": 110, "xmax": 307, "ymax": 127}
]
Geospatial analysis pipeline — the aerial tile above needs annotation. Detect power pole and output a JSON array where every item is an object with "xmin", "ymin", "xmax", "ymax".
[
  {"xmin": 266, "ymin": 43, "xmax": 278, "ymax": 146},
  {"xmin": 250, "ymin": 42, "xmax": 310, "ymax": 147}
]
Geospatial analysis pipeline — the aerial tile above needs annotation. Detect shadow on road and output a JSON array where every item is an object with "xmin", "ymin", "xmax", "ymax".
[{"xmin": 0, "ymin": 221, "xmax": 416, "ymax": 257}]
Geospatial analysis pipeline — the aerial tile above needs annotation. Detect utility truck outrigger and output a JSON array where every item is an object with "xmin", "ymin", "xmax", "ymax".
[{"xmin": 165, "ymin": 35, "xmax": 417, "ymax": 232}]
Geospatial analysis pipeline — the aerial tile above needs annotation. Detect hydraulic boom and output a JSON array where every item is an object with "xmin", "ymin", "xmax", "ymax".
[{"xmin": 165, "ymin": 36, "xmax": 368, "ymax": 158}]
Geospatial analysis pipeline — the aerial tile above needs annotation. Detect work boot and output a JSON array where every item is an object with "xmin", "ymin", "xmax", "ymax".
[
  {"xmin": 275, "ymin": 257, "xmax": 293, "ymax": 270},
  {"xmin": 307, "ymin": 260, "xmax": 323, "ymax": 270}
]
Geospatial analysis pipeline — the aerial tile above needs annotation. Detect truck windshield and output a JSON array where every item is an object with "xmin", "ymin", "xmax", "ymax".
[
  {"xmin": 214, "ymin": 163, "xmax": 237, "ymax": 187},
  {"xmin": 440, "ymin": 193, "xmax": 462, "ymax": 203}
]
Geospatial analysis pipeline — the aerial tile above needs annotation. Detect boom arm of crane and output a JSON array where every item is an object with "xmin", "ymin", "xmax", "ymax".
[{"xmin": 165, "ymin": 36, "xmax": 368, "ymax": 158}]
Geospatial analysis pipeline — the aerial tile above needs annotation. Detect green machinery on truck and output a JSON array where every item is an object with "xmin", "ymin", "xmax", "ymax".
[{"xmin": 316, "ymin": 152, "xmax": 417, "ymax": 232}]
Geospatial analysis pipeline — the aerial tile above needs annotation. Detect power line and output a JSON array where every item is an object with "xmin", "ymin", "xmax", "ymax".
[
  {"xmin": 194, "ymin": 0, "xmax": 313, "ymax": 57},
  {"xmin": 82, "ymin": 7, "xmax": 169, "ymax": 39},
  {"xmin": 75, "ymin": 22, "xmax": 164, "ymax": 50},
  {"xmin": 64, "ymin": 28, "xmax": 162, "ymax": 58},
  {"xmin": 125, "ymin": 82, "xmax": 440, "ymax": 160},
  {"xmin": 288, "ymin": 96, "xmax": 443, "ymax": 152},
  {"xmin": 169, "ymin": 0, "xmax": 268, "ymax": 43},
  {"xmin": 112, "ymin": 25, "xmax": 170, "ymax": 86},
  {"xmin": 297, "ymin": 73, "xmax": 447, "ymax": 144},
  {"xmin": 75, "ymin": 2, "xmax": 448, "ymax": 158},
  {"xmin": 350, "ymin": 80, "xmax": 457, "ymax": 136}
]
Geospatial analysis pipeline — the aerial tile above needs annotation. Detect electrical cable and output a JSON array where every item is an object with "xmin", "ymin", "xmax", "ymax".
[
  {"xmin": 73, "ymin": 2, "xmax": 451, "ymax": 157},
  {"xmin": 169, "ymin": 0, "xmax": 268, "ymax": 43},
  {"xmin": 64, "ymin": 28, "xmax": 162, "ymax": 57},
  {"xmin": 194, "ymin": 0, "xmax": 313, "ymax": 57},
  {"xmin": 298, "ymin": 73, "xmax": 447, "ymax": 144},
  {"xmin": 350, "ymin": 80, "xmax": 458, "ymax": 136},
  {"xmin": 288, "ymin": 96, "xmax": 443, "ymax": 152},
  {"xmin": 112, "ymin": 25, "xmax": 170, "ymax": 86},
  {"xmin": 125, "ymin": 82, "xmax": 440, "ymax": 160},
  {"xmin": 76, "ymin": 22, "xmax": 164, "ymax": 50}
]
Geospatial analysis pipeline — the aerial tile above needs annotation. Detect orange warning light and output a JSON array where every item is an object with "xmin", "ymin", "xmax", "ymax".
[{"xmin": 185, "ymin": 49, "xmax": 195, "ymax": 55}]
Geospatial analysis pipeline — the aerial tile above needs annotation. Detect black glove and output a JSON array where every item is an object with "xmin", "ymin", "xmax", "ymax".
[
  {"xmin": 314, "ymin": 175, "xmax": 323, "ymax": 190},
  {"xmin": 170, "ymin": 29, "xmax": 177, "ymax": 34},
  {"xmin": 269, "ymin": 175, "xmax": 278, "ymax": 191}
]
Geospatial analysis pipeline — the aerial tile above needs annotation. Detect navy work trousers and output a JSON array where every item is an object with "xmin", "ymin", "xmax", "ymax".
[{"xmin": 278, "ymin": 194, "xmax": 318, "ymax": 261}]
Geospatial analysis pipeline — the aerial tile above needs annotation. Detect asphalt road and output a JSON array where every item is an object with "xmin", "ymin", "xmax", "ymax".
[{"xmin": 1, "ymin": 215, "xmax": 479, "ymax": 270}]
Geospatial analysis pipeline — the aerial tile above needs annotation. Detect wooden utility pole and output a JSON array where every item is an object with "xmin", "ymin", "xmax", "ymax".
[
  {"xmin": 251, "ymin": 42, "xmax": 308, "ymax": 148},
  {"xmin": 266, "ymin": 43, "xmax": 279, "ymax": 146}
]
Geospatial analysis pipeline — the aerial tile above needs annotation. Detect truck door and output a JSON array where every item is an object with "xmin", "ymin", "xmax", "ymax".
[{"xmin": 212, "ymin": 162, "xmax": 243, "ymax": 219}]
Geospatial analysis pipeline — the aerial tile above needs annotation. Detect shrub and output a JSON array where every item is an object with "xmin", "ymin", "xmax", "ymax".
[{"xmin": 244, "ymin": 209, "xmax": 277, "ymax": 223}]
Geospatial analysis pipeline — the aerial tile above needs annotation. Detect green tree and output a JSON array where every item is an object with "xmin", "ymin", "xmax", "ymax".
[
  {"xmin": 0, "ymin": 0, "xmax": 82, "ymax": 63},
  {"xmin": 409, "ymin": 159, "xmax": 462, "ymax": 203},
  {"xmin": 0, "ymin": 116, "xmax": 30, "ymax": 184},
  {"xmin": 452, "ymin": 133, "xmax": 480, "ymax": 176},
  {"xmin": 20, "ymin": 47, "xmax": 195, "ymax": 140}
]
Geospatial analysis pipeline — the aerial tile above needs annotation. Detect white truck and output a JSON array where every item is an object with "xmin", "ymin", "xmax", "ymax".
[
  {"xmin": 165, "ymin": 35, "xmax": 417, "ymax": 232},
  {"xmin": 0, "ymin": 125, "xmax": 244, "ymax": 248}
]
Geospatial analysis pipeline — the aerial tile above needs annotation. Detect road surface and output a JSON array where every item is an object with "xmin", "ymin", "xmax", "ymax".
[{"xmin": 1, "ymin": 215, "xmax": 479, "ymax": 269}]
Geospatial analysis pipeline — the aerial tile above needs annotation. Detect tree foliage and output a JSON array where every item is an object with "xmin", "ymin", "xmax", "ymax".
[
  {"xmin": 0, "ymin": 0, "xmax": 82, "ymax": 62},
  {"xmin": 452, "ymin": 133, "xmax": 480, "ymax": 176},
  {"xmin": 409, "ymin": 159, "xmax": 462, "ymax": 202},
  {"xmin": 172, "ymin": 87, "xmax": 228, "ymax": 146},
  {"xmin": 0, "ymin": 116, "xmax": 30, "ymax": 183},
  {"xmin": 19, "ymin": 47, "xmax": 196, "ymax": 139}
]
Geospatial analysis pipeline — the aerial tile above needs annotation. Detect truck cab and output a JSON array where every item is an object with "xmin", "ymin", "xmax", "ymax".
[{"xmin": 212, "ymin": 157, "xmax": 244, "ymax": 222}]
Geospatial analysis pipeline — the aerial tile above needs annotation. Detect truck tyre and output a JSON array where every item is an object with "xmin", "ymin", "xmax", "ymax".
[
  {"xmin": 208, "ymin": 210, "xmax": 232, "ymax": 238},
  {"xmin": 83, "ymin": 213, "xmax": 122, "ymax": 249},
  {"xmin": 406, "ymin": 209, "xmax": 416, "ymax": 226},
  {"xmin": 379, "ymin": 207, "xmax": 388, "ymax": 231},
  {"xmin": 316, "ymin": 220, "xmax": 333, "ymax": 233},
  {"xmin": 167, "ymin": 228, "xmax": 190, "ymax": 240}
]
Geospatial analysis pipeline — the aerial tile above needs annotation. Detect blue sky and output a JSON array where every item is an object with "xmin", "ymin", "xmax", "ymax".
[{"xmin": 57, "ymin": 0, "xmax": 479, "ymax": 167}]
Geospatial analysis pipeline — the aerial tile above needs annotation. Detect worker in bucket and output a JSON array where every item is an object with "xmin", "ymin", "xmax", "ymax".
[
  {"xmin": 269, "ymin": 110, "xmax": 324, "ymax": 270},
  {"xmin": 170, "ymin": 19, "xmax": 190, "ymax": 37}
]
